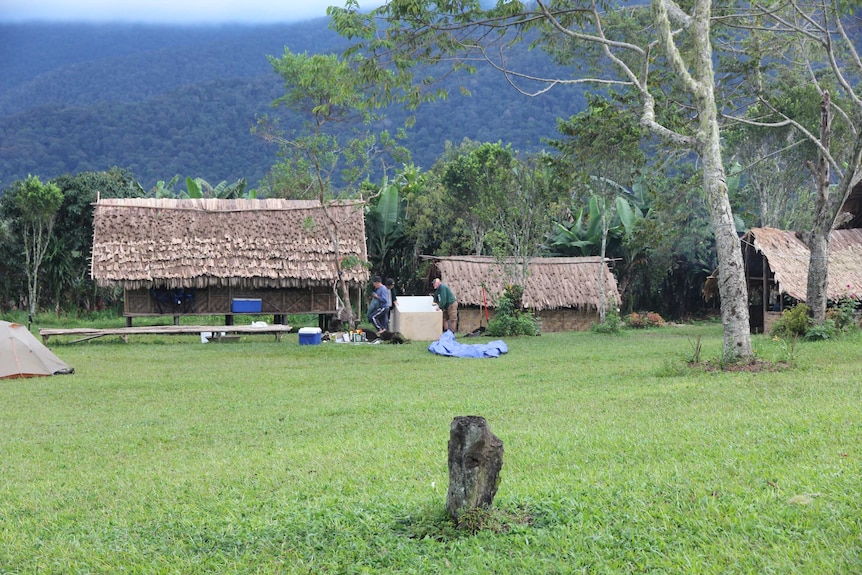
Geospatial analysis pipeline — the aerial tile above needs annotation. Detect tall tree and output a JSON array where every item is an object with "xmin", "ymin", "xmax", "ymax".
[
  {"xmin": 1, "ymin": 175, "xmax": 63, "ymax": 323},
  {"xmin": 256, "ymin": 50, "xmax": 409, "ymax": 326},
  {"xmin": 441, "ymin": 141, "xmax": 516, "ymax": 255},
  {"xmin": 496, "ymin": 153, "xmax": 567, "ymax": 276},
  {"xmin": 548, "ymin": 93, "xmax": 647, "ymax": 318},
  {"xmin": 728, "ymin": 1, "xmax": 862, "ymax": 324},
  {"xmin": 48, "ymin": 168, "xmax": 144, "ymax": 313},
  {"xmin": 329, "ymin": 0, "xmax": 754, "ymax": 359}
]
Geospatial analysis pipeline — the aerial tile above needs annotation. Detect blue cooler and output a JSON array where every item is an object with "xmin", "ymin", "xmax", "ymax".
[
  {"xmin": 298, "ymin": 327, "xmax": 322, "ymax": 345},
  {"xmin": 232, "ymin": 298, "xmax": 262, "ymax": 313}
]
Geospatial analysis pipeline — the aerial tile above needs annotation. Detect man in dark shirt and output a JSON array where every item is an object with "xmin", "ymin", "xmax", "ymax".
[
  {"xmin": 370, "ymin": 276, "xmax": 391, "ymax": 333},
  {"xmin": 432, "ymin": 277, "xmax": 458, "ymax": 333}
]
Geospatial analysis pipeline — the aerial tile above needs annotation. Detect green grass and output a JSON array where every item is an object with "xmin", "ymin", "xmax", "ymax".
[{"xmin": 1, "ymin": 323, "xmax": 861, "ymax": 573}]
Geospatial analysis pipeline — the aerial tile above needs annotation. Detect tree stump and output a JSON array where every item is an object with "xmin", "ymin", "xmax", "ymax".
[{"xmin": 446, "ymin": 415, "xmax": 504, "ymax": 523}]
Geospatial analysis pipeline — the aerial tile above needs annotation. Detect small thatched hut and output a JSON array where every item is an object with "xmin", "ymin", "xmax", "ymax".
[
  {"xmin": 840, "ymin": 181, "xmax": 862, "ymax": 229},
  {"xmin": 741, "ymin": 226, "xmax": 862, "ymax": 333},
  {"xmin": 425, "ymin": 255, "xmax": 621, "ymax": 332},
  {"xmin": 91, "ymin": 198, "xmax": 369, "ymax": 326}
]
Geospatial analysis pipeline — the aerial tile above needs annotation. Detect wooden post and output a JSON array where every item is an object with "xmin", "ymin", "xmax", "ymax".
[{"xmin": 446, "ymin": 415, "xmax": 504, "ymax": 523}]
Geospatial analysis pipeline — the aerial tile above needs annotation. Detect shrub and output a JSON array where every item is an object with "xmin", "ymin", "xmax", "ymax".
[
  {"xmin": 645, "ymin": 312, "xmax": 666, "ymax": 327},
  {"xmin": 626, "ymin": 311, "xmax": 665, "ymax": 329},
  {"xmin": 771, "ymin": 304, "xmax": 811, "ymax": 338},
  {"xmin": 592, "ymin": 308, "xmax": 622, "ymax": 334},
  {"xmin": 826, "ymin": 292, "xmax": 859, "ymax": 331},
  {"xmin": 486, "ymin": 285, "xmax": 541, "ymax": 337},
  {"xmin": 804, "ymin": 319, "xmax": 837, "ymax": 341}
]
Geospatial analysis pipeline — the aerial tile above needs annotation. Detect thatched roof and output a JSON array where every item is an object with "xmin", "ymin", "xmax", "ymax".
[
  {"xmin": 426, "ymin": 255, "xmax": 621, "ymax": 311},
  {"xmin": 840, "ymin": 180, "xmax": 862, "ymax": 228},
  {"xmin": 91, "ymin": 198, "xmax": 369, "ymax": 289},
  {"xmin": 742, "ymin": 227, "xmax": 862, "ymax": 301}
]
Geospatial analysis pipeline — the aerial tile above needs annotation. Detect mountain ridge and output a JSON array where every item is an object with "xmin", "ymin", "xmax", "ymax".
[{"xmin": 0, "ymin": 20, "xmax": 582, "ymax": 190}]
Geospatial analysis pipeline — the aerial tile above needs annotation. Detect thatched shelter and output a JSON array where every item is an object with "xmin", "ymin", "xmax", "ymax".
[
  {"xmin": 425, "ymin": 255, "xmax": 621, "ymax": 332},
  {"xmin": 839, "ymin": 180, "xmax": 862, "ymax": 229},
  {"xmin": 741, "ymin": 226, "xmax": 862, "ymax": 333},
  {"xmin": 91, "ymin": 198, "xmax": 369, "ymax": 326}
]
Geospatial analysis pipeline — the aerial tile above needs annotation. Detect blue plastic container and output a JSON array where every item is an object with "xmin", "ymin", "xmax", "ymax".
[
  {"xmin": 298, "ymin": 327, "xmax": 322, "ymax": 345},
  {"xmin": 231, "ymin": 298, "xmax": 262, "ymax": 313}
]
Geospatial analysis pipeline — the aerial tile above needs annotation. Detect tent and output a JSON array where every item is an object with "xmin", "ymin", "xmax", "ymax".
[{"xmin": 0, "ymin": 321, "xmax": 74, "ymax": 379}]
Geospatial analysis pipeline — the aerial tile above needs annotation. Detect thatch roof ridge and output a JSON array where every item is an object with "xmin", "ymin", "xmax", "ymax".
[
  {"xmin": 426, "ymin": 255, "xmax": 620, "ymax": 311},
  {"xmin": 95, "ymin": 197, "xmax": 362, "ymax": 212},
  {"xmin": 91, "ymin": 198, "xmax": 369, "ymax": 290},
  {"xmin": 743, "ymin": 226, "xmax": 862, "ymax": 301},
  {"xmin": 425, "ymin": 254, "xmax": 607, "ymax": 265}
]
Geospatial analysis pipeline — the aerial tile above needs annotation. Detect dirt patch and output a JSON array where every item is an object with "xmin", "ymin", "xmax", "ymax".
[{"xmin": 694, "ymin": 359, "xmax": 790, "ymax": 373}]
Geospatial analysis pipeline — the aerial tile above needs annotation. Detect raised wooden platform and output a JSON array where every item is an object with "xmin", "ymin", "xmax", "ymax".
[{"xmin": 39, "ymin": 324, "xmax": 293, "ymax": 344}]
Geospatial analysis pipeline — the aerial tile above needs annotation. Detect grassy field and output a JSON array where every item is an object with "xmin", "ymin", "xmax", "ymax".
[{"xmin": 1, "ymin": 321, "xmax": 860, "ymax": 574}]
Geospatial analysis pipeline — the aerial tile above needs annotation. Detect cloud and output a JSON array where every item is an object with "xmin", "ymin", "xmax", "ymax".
[{"xmin": 0, "ymin": 0, "xmax": 341, "ymax": 24}]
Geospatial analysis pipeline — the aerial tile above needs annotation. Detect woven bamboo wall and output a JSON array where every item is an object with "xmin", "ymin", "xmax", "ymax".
[{"xmin": 124, "ymin": 286, "xmax": 339, "ymax": 316}]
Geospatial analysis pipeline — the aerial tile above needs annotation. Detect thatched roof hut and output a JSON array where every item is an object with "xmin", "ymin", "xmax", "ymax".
[
  {"xmin": 91, "ymin": 198, "xmax": 369, "ymax": 324},
  {"xmin": 741, "ymin": 227, "xmax": 862, "ymax": 302},
  {"xmin": 91, "ymin": 198, "xmax": 369, "ymax": 290},
  {"xmin": 425, "ymin": 255, "xmax": 621, "ymax": 332},
  {"xmin": 839, "ymin": 180, "xmax": 862, "ymax": 229}
]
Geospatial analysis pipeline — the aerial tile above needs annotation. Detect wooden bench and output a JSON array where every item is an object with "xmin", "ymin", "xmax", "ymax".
[{"xmin": 39, "ymin": 324, "xmax": 293, "ymax": 344}]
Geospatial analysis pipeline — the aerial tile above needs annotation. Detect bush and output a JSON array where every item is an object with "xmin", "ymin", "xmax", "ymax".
[
  {"xmin": 485, "ymin": 285, "xmax": 541, "ymax": 337},
  {"xmin": 826, "ymin": 292, "xmax": 859, "ymax": 332},
  {"xmin": 625, "ymin": 311, "xmax": 665, "ymax": 329},
  {"xmin": 771, "ymin": 304, "xmax": 811, "ymax": 338},
  {"xmin": 592, "ymin": 308, "xmax": 622, "ymax": 334},
  {"xmin": 645, "ymin": 312, "xmax": 666, "ymax": 327},
  {"xmin": 804, "ymin": 319, "xmax": 837, "ymax": 341}
]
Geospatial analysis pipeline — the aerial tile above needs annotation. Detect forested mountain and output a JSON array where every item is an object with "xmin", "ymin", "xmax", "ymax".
[{"xmin": 0, "ymin": 21, "xmax": 582, "ymax": 190}]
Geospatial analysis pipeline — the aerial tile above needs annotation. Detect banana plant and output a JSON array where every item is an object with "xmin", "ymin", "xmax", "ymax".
[
  {"xmin": 548, "ymin": 206, "xmax": 596, "ymax": 256},
  {"xmin": 365, "ymin": 177, "xmax": 404, "ymax": 266},
  {"xmin": 549, "ymin": 194, "xmax": 643, "ymax": 257},
  {"xmin": 183, "ymin": 177, "xmax": 248, "ymax": 199}
]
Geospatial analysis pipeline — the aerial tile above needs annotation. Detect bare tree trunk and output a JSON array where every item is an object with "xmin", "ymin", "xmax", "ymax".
[
  {"xmin": 804, "ymin": 92, "xmax": 833, "ymax": 325},
  {"xmin": 690, "ymin": 0, "xmax": 753, "ymax": 359},
  {"xmin": 703, "ymin": 150, "xmax": 753, "ymax": 359},
  {"xmin": 598, "ymin": 205, "xmax": 611, "ymax": 323},
  {"xmin": 23, "ymin": 218, "xmax": 54, "ymax": 323},
  {"xmin": 319, "ymin": 201, "xmax": 357, "ymax": 327}
]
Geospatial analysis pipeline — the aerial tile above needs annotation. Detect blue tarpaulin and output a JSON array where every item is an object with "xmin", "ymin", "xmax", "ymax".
[{"xmin": 427, "ymin": 330, "xmax": 508, "ymax": 358}]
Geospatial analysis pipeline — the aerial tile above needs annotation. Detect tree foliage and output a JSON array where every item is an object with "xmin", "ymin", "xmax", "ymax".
[
  {"xmin": 46, "ymin": 168, "xmax": 144, "ymax": 313},
  {"xmin": 257, "ymin": 49, "xmax": 412, "ymax": 325},
  {"xmin": 327, "ymin": 0, "xmax": 755, "ymax": 359},
  {"xmin": 0, "ymin": 175, "xmax": 63, "ymax": 320}
]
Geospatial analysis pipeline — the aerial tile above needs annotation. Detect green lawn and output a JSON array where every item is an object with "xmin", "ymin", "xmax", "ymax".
[{"xmin": 1, "ymin": 324, "xmax": 860, "ymax": 574}]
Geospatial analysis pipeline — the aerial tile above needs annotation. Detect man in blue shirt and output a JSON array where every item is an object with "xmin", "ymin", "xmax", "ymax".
[{"xmin": 369, "ymin": 276, "xmax": 391, "ymax": 333}]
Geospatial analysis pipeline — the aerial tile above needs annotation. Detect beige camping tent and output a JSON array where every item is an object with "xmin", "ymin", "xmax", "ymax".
[{"xmin": 0, "ymin": 321, "xmax": 73, "ymax": 379}]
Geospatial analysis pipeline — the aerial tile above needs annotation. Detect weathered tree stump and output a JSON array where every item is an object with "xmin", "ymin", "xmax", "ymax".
[{"xmin": 446, "ymin": 415, "xmax": 504, "ymax": 523}]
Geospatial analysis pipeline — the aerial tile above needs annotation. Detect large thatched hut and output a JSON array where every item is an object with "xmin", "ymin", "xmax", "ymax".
[
  {"xmin": 90, "ymin": 198, "xmax": 369, "ymax": 327},
  {"xmin": 425, "ymin": 255, "xmax": 621, "ymax": 332},
  {"xmin": 741, "ymin": 226, "xmax": 862, "ymax": 333}
]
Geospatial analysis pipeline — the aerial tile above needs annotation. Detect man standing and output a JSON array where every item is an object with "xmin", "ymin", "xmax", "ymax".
[
  {"xmin": 370, "ymin": 276, "xmax": 391, "ymax": 333},
  {"xmin": 432, "ymin": 277, "xmax": 458, "ymax": 333},
  {"xmin": 385, "ymin": 278, "xmax": 398, "ymax": 332}
]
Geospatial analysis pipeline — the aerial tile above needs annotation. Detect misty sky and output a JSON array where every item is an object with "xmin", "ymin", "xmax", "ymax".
[{"xmin": 0, "ymin": 0, "xmax": 363, "ymax": 24}]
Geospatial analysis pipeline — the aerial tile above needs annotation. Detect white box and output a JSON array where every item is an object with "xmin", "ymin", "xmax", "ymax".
[{"xmin": 392, "ymin": 296, "xmax": 442, "ymax": 341}]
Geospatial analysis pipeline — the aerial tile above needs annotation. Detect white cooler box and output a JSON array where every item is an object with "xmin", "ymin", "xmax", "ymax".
[{"xmin": 391, "ymin": 296, "xmax": 442, "ymax": 341}]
